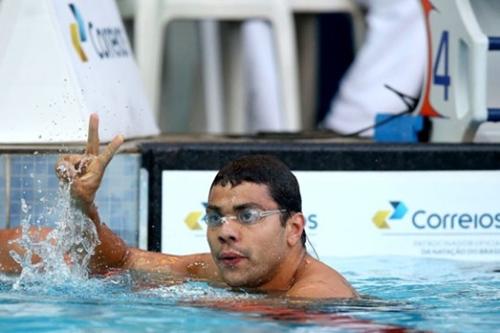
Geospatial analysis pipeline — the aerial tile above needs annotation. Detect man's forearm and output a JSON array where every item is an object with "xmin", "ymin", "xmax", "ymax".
[{"xmin": 81, "ymin": 203, "xmax": 130, "ymax": 274}]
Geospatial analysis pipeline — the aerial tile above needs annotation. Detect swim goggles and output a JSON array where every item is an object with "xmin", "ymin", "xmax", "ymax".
[{"xmin": 204, "ymin": 208, "xmax": 287, "ymax": 227}]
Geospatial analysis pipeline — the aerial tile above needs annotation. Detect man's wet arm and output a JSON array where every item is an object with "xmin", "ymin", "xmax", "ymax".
[{"xmin": 123, "ymin": 249, "xmax": 220, "ymax": 281}]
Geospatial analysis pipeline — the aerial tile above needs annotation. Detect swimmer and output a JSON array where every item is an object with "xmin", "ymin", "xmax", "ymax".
[{"xmin": 0, "ymin": 114, "xmax": 358, "ymax": 299}]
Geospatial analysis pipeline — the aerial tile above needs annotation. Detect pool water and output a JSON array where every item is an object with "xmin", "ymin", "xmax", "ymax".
[{"xmin": 0, "ymin": 257, "xmax": 498, "ymax": 332}]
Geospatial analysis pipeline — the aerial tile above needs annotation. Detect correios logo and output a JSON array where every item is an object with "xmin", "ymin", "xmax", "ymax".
[
  {"xmin": 372, "ymin": 201, "xmax": 408, "ymax": 229},
  {"xmin": 372, "ymin": 201, "xmax": 500, "ymax": 231},
  {"xmin": 69, "ymin": 4, "xmax": 88, "ymax": 62},
  {"xmin": 68, "ymin": 3, "xmax": 129, "ymax": 62}
]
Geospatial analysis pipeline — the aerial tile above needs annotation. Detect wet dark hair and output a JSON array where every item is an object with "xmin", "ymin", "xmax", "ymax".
[{"xmin": 210, "ymin": 154, "xmax": 306, "ymax": 246}]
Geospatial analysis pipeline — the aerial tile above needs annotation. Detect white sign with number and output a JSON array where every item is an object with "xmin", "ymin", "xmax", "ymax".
[{"xmin": 418, "ymin": 0, "xmax": 500, "ymax": 141}]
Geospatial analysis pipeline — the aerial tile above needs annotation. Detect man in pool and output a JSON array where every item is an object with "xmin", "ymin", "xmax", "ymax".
[{"xmin": 0, "ymin": 114, "xmax": 358, "ymax": 299}]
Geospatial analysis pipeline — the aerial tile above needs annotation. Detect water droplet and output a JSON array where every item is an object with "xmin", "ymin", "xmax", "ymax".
[{"xmin": 21, "ymin": 198, "xmax": 29, "ymax": 214}]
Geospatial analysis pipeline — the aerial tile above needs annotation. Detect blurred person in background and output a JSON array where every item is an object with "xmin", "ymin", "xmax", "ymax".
[
  {"xmin": 244, "ymin": 0, "xmax": 426, "ymax": 137},
  {"xmin": 320, "ymin": 0, "xmax": 426, "ymax": 137}
]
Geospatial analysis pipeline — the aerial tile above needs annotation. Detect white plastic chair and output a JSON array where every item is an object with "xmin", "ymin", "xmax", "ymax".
[
  {"xmin": 288, "ymin": 0, "xmax": 365, "ymax": 128},
  {"xmin": 134, "ymin": 0, "xmax": 300, "ymax": 133},
  {"xmin": 290, "ymin": 0, "xmax": 364, "ymax": 48},
  {"xmin": 241, "ymin": 0, "xmax": 365, "ymax": 131},
  {"xmin": 116, "ymin": 0, "xmax": 136, "ymax": 20}
]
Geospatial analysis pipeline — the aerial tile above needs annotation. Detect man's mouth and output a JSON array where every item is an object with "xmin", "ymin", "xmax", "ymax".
[{"xmin": 218, "ymin": 251, "xmax": 247, "ymax": 267}]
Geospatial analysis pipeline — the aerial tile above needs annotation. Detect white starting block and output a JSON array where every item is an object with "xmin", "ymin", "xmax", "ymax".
[
  {"xmin": 419, "ymin": 0, "xmax": 500, "ymax": 142},
  {"xmin": 0, "ymin": 0, "xmax": 158, "ymax": 143}
]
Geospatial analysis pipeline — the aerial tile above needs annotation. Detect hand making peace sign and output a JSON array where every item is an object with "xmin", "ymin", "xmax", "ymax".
[{"xmin": 56, "ymin": 113, "xmax": 124, "ymax": 206}]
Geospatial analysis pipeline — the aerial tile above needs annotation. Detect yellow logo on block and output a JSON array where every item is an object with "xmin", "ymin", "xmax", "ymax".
[
  {"xmin": 69, "ymin": 4, "xmax": 88, "ymax": 62},
  {"xmin": 184, "ymin": 211, "xmax": 203, "ymax": 230},
  {"xmin": 70, "ymin": 23, "xmax": 88, "ymax": 62}
]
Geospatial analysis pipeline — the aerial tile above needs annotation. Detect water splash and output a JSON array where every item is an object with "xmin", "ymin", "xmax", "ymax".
[{"xmin": 9, "ymin": 182, "xmax": 100, "ymax": 290}]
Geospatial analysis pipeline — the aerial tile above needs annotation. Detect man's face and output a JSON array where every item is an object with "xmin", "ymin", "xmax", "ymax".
[{"xmin": 206, "ymin": 182, "xmax": 289, "ymax": 289}]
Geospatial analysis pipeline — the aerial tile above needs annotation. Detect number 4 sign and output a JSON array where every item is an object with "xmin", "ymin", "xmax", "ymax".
[
  {"xmin": 417, "ymin": 0, "xmax": 490, "ymax": 142},
  {"xmin": 433, "ymin": 30, "xmax": 451, "ymax": 101}
]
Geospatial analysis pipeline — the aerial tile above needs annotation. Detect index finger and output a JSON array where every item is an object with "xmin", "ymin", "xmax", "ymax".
[
  {"xmin": 99, "ymin": 134, "xmax": 124, "ymax": 166},
  {"xmin": 86, "ymin": 113, "xmax": 100, "ymax": 155}
]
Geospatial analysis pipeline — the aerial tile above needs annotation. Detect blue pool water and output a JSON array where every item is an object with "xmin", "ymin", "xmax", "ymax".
[{"xmin": 0, "ymin": 256, "xmax": 498, "ymax": 332}]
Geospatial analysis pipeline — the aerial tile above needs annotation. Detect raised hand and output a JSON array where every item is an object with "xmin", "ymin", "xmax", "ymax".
[{"xmin": 56, "ymin": 113, "xmax": 124, "ymax": 206}]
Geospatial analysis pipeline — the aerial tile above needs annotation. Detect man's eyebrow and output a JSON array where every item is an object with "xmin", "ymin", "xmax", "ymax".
[
  {"xmin": 206, "ymin": 203, "xmax": 262, "ymax": 212},
  {"xmin": 205, "ymin": 205, "xmax": 220, "ymax": 211},
  {"xmin": 233, "ymin": 203, "xmax": 262, "ymax": 211}
]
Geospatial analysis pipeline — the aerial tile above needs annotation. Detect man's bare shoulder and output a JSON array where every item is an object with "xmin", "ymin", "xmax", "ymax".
[{"xmin": 287, "ymin": 255, "xmax": 358, "ymax": 299}]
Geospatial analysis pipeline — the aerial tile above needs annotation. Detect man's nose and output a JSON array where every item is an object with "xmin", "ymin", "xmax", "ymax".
[{"xmin": 217, "ymin": 219, "xmax": 241, "ymax": 244}]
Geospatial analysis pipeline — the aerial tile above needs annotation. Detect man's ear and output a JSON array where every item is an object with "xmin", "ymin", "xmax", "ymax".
[{"xmin": 286, "ymin": 213, "xmax": 305, "ymax": 247}]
